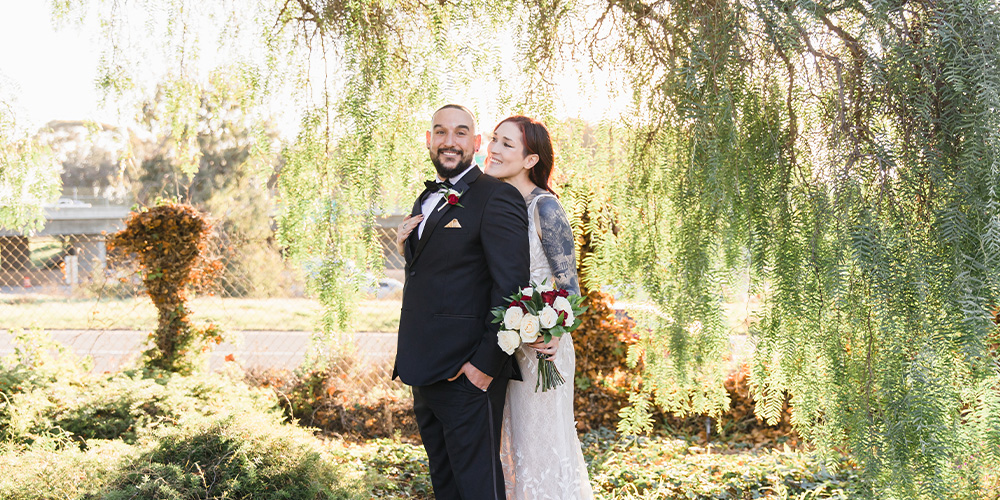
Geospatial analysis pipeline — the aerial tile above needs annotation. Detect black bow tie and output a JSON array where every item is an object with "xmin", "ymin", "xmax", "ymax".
[{"xmin": 424, "ymin": 179, "xmax": 454, "ymax": 191}]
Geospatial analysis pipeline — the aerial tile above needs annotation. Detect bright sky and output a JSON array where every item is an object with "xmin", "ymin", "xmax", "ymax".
[
  {"xmin": 0, "ymin": 1, "xmax": 111, "ymax": 130},
  {"xmin": 0, "ymin": 2, "xmax": 628, "ymax": 135}
]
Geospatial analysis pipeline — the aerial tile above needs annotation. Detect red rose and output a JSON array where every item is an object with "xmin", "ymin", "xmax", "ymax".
[
  {"xmin": 447, "ymin": 194, "xmax": 459, "ymax": 205},
  {"xmin": 556, "ymin": 289, "xmax": 570, "ymax": 298},
  {"xmin": 542, "ymin": 290, "xmax": 557, "ymax": 304}
]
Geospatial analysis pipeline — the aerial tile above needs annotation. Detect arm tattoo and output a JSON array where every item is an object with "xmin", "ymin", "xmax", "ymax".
[{"xmin": 535, "ymin": 196, "xmax": 580, "ymax": 295}]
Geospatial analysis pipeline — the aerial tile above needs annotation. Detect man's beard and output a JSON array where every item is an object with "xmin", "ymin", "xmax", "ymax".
[{"xmin": 431, "ymin": 148, "xmax": 474, "ymax": 179}]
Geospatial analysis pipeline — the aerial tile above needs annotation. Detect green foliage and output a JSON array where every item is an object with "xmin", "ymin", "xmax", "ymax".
[
  {"xmin": 132, "ymin": 72, "xmax": 287, "ymax": 298},
  {"xmin": 0, "ymin": 103, "xmax": 61, "ymax": 233},
  {"xmin": 0, "ymin": 329, "xmax": 92, "ymax": 397},
  {"xmin": 0, "ymin": 363, "xmax": 276, "ymax": 447},
  {"xmin": 0, "ymin": 439, "xmax": 135, "ymax": 500},
  {"xmin": 0, "ymin": 332, "xmax": 362, "ymax": 499},
  {"xmin": 91, "ymin": 413, "xmax": 356, "ymax": 500},
  {"xmin": 583, "ymin": 430, "xmax": 864, "ymax": 499},
  {"xmin": 58, "ymin": 0, "xmax": 1000, "ymax": 497},
  {"xmin": 328, "ymin": 437, "xmax": 434, "ymax": 498}
]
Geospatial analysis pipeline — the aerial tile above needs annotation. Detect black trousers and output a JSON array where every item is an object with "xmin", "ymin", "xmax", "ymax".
[{"xmin": 412, "ymin": 373, "xmax": 509, "ymax": 500}]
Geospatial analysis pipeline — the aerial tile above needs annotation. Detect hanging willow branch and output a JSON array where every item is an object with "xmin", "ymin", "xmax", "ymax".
[{"xmin": 67, "ymin": 0, "xmax": 1000, "ymax": 496}]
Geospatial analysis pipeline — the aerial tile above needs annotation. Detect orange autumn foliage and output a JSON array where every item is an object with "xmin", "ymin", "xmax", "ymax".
[
  {"xmin": 572, "ymin": 289, "xmax": 640, "ymax": 432},
  {"xmin": 108, "ymin": 202, "xmax": 222, "ymax": 372}
]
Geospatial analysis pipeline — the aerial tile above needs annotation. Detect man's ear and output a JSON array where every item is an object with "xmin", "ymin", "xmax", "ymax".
[
  {"xmin": 474, "ymin": 133, "xmax": 482, "ymax": 152},
  {"xmin": 425, "ymin": 130, "xmax": 432, "ymax": 149}
]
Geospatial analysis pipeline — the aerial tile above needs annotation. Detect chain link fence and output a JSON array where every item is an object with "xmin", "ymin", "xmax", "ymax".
[{"xmin": 0, "ymin": 212, "xmax": 407, "ymax": 396}]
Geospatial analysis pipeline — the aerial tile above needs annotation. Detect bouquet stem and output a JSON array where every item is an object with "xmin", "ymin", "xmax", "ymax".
[{"xmin": 535, "ymin": 351, "xmax": 565, "ymax": 392}]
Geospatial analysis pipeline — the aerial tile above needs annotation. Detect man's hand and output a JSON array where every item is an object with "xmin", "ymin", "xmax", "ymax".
[{"xmin": 448, "ymin": 361, "xmax": 493, "ymax": 391}]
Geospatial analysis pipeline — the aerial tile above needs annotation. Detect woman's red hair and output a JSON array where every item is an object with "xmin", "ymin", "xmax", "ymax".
[{"xmin": 494, "ymin": 115, "xmax": 556, "ymax": 195}]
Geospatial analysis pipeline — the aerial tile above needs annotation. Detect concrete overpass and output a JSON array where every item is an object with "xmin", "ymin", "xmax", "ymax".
[{"xmin": 0, "ymin": 201, "xmax": 130, "ymax": 288}]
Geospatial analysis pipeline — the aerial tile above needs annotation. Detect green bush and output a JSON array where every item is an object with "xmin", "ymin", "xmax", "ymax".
[
  {"xmin": 0, "ymin": 332, "xmax": 364, "ymax": 499},
  {"xmin": 0, "ymin": 329, "xmax": 90, "ymax": 397},
  {"xmin": 0, "ymin": 439, "xmax": 135, "ymax": 500},
  {"xmin": 1, "ymin": 367, "xmax": 278, "ymax": 446},
  {"xmin": 90, "ymin": 413, "xmax": 359, "ymax": 499}
]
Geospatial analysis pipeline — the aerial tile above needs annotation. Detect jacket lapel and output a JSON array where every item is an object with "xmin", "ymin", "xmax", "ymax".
[
  {"xmin": 405, "ymin": 195, "xmax": 425, "ymax": 262},
  {"xmin": 410, "ymin": 167, "xmax": 480, "ymax": 265}
]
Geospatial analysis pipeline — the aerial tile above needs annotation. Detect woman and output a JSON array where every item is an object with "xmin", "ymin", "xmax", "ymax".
[{"xmin": 485, "ymin": 115, "xmax": 593, "ymax": 499}]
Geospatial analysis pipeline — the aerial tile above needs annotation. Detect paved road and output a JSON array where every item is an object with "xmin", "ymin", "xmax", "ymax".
[{"xmin": 0, "ymin": 329, "xmax": 398, "ymax": 373}]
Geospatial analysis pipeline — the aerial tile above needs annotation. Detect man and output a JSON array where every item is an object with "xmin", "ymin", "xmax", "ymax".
[{"xmin": 393, "ymin": 104, "xmax": 529, "ymax": 499}]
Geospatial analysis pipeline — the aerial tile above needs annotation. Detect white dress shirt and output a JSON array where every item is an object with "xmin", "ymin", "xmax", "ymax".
[{"xmin": 417, "ymin": 164, "xmax": 476, "ymax": 239}]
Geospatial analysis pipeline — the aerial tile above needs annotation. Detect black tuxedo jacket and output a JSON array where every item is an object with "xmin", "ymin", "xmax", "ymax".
[{"xmin": 393, "ymin": 166, "xmax": 529, "ymax": 387}]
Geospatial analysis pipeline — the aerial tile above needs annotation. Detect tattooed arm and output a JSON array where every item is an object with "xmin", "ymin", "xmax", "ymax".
[
  {"xmin": 535, "ymin": 195, "xmax": 580, "ymax": 296},
  {"xmin": 527, "ymin": 194, "xmax": 580, "ymax": 359}
]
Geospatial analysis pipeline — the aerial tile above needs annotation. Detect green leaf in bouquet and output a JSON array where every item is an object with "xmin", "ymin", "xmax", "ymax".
[{"xmin": 568, "ymin": 318, "xmax": 583, "ymax": 331}]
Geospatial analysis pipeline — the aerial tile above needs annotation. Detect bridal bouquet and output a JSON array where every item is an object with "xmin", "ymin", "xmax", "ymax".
[{"xmin": 492, "ymin": 282, "xmax": 587, "ymax": 392}]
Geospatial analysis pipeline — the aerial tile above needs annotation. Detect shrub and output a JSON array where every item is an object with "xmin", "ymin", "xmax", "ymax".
[
  {"xmin": 2, "ymin": 368, "xmax": 279, "ymax": 447},
  {"xmin": 90, "ymin": 413, "xmax": 360, "ymax": 499},
  {"xmin": 571, "ymin": 289, "xmax": 640, "ymax": 432},
  {"xmin": 0, "ymin": 328, "xmax": 90, "ymax": 398},
  {"xmin": 245, "ymin": 364, "xmax": 418, "ymax": 440},
  {"xmin": 0, "ymin": 439, "xmax": 135, "ymax": 500},
  {"xmin": 108, "ymin": 202, "xmax": 223, "ymax": 373}
]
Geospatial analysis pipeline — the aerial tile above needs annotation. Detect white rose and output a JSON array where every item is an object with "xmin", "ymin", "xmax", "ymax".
[
  {"xmin": 536, "ymin": 281, "xmax": 554, "ymax": 292},
  {"xmin": 519, "ymin": 314, "xmax": 540, "ymax": 342},
  {"xmin": 497, "ymin": 330, "xmax": 521, "ymax": 355},
  {"xmin": 521, "ymin": 286, "xmax": 534, "ymax": 297},
  {"xmin": 562, "ymin": 310, "xmax": 575, "ymax": 327},
  {"xmin": 553, "ymin": 296, "xmax": 572, "ymax": 314},
  {"xmin": 538, "ymin": 305, "xmax": 559, "ymax": 328},
  {"xmin": 503, "ymin": 306, "xmax": 524, "ymax": 330}
]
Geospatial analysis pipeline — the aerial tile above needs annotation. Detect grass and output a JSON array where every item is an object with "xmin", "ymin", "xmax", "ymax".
[
  {"xmin": 582, "ymin": 430, "xmax": 861, "ymax": 499},
  {"xmin": 319, "ymin": 430, "xmax": 863, "ymax": 499},
  {"xmin": 0, "ymin": 296, "xmax": 401, "ymax": 332}
]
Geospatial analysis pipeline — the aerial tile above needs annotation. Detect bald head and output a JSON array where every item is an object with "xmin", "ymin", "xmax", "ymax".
[
  {"xmin": 426, "ymin": 104, "xmax": 481, "ymax": 179},
  {"xmin": 432, "ymin": 104, "xmax": 477, "ymax": 134}
]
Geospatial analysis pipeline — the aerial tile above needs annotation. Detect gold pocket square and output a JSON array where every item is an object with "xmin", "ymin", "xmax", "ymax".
[{"xmin": 444, "ymin": 218, "xmax": 462, "ymax": 229}]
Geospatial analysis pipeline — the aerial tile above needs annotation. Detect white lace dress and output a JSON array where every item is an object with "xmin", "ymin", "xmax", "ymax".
[{"xmin": 500, "ymin": 194, "xmax": 594, "ymax": 499}]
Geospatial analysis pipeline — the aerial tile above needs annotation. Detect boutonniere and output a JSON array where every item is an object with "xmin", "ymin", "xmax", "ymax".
[{"xmin": 437, "ymin": 187, "xmax": 465, "ymax": 211}]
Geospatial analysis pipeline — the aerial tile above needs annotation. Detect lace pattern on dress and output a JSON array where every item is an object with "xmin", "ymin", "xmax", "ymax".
[{"xmin": 500, "ymin": 193, "xmax": 594, "ymax": 499}]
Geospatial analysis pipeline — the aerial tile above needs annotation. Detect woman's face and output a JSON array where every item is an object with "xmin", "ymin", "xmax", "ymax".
[{"xmin": 485, "ymin": 121, "xmax": 536, "ymax": 181}]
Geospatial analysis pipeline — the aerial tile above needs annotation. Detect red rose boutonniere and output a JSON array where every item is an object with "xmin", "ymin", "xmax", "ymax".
[{"xmin": 437, "ymin": 187, "xmax": 465, "ymax": 211}]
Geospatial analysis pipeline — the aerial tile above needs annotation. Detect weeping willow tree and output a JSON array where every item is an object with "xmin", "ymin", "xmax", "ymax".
[
  {"xmin": 62, "ymin": 0, "xmax": 1000, "ymax": 496},
  {"xmin": 589, "ymin": 1, "xmax": 1000, "ymax": 497},
  {"xmin": 0, "ymin": 100, "xmax": 61, "ymax": 232}
]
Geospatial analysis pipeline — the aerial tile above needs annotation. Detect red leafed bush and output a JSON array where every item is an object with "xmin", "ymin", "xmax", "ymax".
[
  {"xmin": 571, "ymin": 289, "xmax": 640, "ymax": 432},
  {"xmin": 108, "ymin": 202, "xmax": 222, "ymax": 373}
]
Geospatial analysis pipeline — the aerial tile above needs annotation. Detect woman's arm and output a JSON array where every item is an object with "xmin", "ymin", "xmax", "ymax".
[
  {"xmin": 536, "ymin": 196, "xmax": 580, "ymax": 295},
  {"xmin": 528, "ymin": 195, "xmax": 580, "ymax": 359}
]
